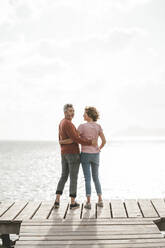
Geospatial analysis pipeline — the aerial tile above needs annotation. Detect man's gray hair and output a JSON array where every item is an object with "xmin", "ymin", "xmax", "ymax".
[{"xmin": 63, "ymin": 104, "xmax": 73, "ymax": 112}]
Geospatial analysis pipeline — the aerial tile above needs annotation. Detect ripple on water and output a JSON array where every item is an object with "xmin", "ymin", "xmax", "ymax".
[{"xmin": 1, "ymin": 141, "xmax": 165, "ymax": 201}]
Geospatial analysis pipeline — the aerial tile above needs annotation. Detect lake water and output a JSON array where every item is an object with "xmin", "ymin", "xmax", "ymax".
[{"xmin": 0, "ymin": 140, "xmax": 165, "ymax": 202}]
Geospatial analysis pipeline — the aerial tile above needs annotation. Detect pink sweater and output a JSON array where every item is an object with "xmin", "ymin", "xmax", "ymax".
[{"xmin": 78, "ymin": 122, "xmax": 103, "ymax": 153}]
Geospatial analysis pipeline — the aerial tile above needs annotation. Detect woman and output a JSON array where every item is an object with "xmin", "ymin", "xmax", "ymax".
[{"xmin": 60, "ymin": 107, "xmax": 106, "ymax": 209}]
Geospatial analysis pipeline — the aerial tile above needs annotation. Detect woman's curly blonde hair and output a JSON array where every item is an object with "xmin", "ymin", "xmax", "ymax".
[{"xmin": 85, "ymin": 106, "xmax": 100, "ymax": 122}]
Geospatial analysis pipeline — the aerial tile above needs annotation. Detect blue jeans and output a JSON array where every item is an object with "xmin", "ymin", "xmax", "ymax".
[{"xmin": 81, "ymin": 152, "xmax": 102, "ymax": 196}]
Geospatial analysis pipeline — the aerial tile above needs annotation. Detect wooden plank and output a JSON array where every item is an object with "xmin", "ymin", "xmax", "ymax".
[
  {"xmin": 18, "ymin": 235, "xmax": 165, "ymax": 243},
  {"xmin": 0, "ymin": 202, "xmax": 27, "ymax": 220},
  {"xmin": 20, "ymin": 232, "xmax": 161, "ymax": 238},
  {"xmin": 151, "ymin": 198, "xmax": 165, "ymax": 217},
  {"xmin": 81, "ymin": 202, "xmax": 96, "ymax": 219},
  {"xmin": 15, "ymin": 245, "xmax": 165, "ymax": 248},
  {"xmin": 20, "ymin": 224, "xmax": 159, "ymax": 232},
  {"xmin": 138, "ymin": 199, "xmax": 159, "ymax": 218},
  {"xmin": 15, "ymin": 240, "xmax": 165, "ymax": 247},
  {"xmin": 15, "ymin": 201, "xmax": 41, "ymax": 220},
  {"xmin": 48, "ymin": 202, "xmax": 68, "ymax": 220},
  {"xmin": 124, "ymin": 199, "xmax": 142, "ymax": 218},
  {"xmin": 97, "ymin": 200, "xmax": 111, "ymax": 219},
  {"xmin": 32, "ymin": 201, "xmax": 54, "ymax": 220},
  {"xmin": 18, "ymin": 233, "xmax": 164, "ymax": 240},
  {"xmin": 0, "ymin": 202, "xmax": 15, "ymax": 217},
  {"xmin": 48, "ymin": 207, "xmax": 66, "ymax": 219},
  {"xmin": 20, "ymin": 225, "xmax": 159, "ymax": 234},
  {"xmin": 65, "ymin": 203, "xmax": 82, "ymax": 220},
  {"xmin": 21, "ymin": 218, "xmax": 156, "ymax": 226},
  {"xmin": 22, "ymin": 217, "xmax": 154, "ymax": 222},
  {"xmin": 111, "ymin": 199, "xmax": 127, "ymax": 218}
]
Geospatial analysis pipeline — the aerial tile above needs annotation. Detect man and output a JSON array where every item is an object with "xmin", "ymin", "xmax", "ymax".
[{"xmin": 54, "ymin": 104, "xmax": 96, "ymax": 210}]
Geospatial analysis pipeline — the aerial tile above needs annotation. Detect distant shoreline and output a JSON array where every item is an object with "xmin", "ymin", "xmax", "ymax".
[{"xmin": 0, "ymin": 137, "xmax": 165, "ymax": 143}]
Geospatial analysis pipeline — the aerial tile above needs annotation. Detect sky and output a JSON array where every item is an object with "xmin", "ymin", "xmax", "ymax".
[{"xmin": 0, "ymin": 0, "xmax": 165, "ymax": 140}]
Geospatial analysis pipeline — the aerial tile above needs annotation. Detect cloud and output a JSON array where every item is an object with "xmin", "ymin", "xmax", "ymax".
[
  {"xmin": 118, "ymin": 82, "xmax": 165, "ymax": 111},
  {"xmin": 0, "ymin": 0, "xmax": 150, "ymax": 45},
  {"xmin": 0, "ymin": 0, "xmax": 164, "ymax": 140},
  {"xmin": 17, "ymin": 57, "xmax": 65, "ymax": 78},
  {"xmin": 0, "ymin": 1, "xmax": 13, "ymax": 24},
  {"xmin": 111, "ymin": 0, "xmax": 152, "ymax": 12},
  {"xmin": 69, "ymin": 27, "xmax": 144, "ymax": 53},
  {"xmin": 0, "ymin": 0, "xmax": 43, "ymax": 24}
]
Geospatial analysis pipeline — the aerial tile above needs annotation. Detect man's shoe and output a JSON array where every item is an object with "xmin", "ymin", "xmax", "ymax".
[
  {"xmin": 54, "ymin": 201, "xmax": 60, "ymax": 209},
  {"xmin": 70, "ymin": 202, "xmax": 80, "ymax": 210},
  {"xmin": 97, "ymin": 200, "xmax": 103, "ymax": 207},
  {"xmin": 84, "ymin": 202, "xmax": 91, "ymax": 209}
]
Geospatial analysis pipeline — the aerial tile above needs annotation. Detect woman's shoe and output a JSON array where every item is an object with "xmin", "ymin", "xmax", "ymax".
[
  {"xmin": 97, "ymin": 200, "xmax": 103, "ymax": 207},
  {"xmin": 84, "ymin": 202, "xmax": 91, "ymax": 209}
]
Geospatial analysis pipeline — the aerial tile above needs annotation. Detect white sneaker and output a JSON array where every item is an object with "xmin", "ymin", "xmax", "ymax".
[{"xmin": 84, "ymin": 202, "xmax": 91, "ymax": 209}]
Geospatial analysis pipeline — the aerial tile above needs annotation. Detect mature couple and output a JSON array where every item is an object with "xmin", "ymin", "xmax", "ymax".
[{"xmin": 54, "ymin": 104, "xmax": 106, "ymax": 210}]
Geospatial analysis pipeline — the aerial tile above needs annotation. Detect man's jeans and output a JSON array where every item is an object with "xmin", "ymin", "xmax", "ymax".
[
  {"xmin": 81, "ymin": 152, "xmax": 102, "ymax": 196},
  {"xmin": 56, "ymin": 154, "xmax": 80, "ymax": 198}
]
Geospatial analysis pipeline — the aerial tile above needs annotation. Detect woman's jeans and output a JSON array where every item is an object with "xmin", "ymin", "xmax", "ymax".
[{"xmin": 81, "ymin": 152, "xmax": 102, "ymax": 196}]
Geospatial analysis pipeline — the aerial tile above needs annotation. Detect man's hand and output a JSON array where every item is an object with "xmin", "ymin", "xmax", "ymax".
[
  {"xmin": 59, "ymin": 138, "xmax": 73, "ymax": 145},
  {"xmin": 92, "ymin": 139, "xmax": 97, "ymax": 146}
]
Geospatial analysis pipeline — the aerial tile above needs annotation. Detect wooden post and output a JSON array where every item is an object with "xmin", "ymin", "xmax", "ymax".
[{"xmin": 1, "ymin": 234, "xmax": 12, "ymax": 248}]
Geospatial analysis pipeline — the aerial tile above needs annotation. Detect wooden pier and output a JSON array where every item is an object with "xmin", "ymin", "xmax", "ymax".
[{"xmin": 1, "ymin": 199, "xmax": 165, "ymax": 247}]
